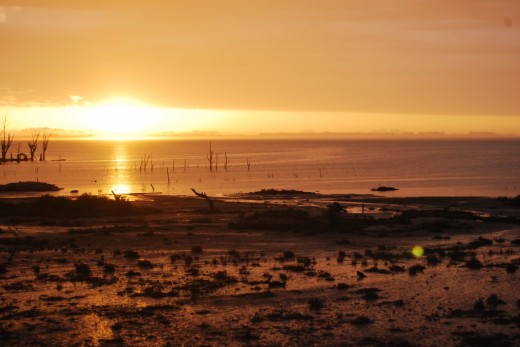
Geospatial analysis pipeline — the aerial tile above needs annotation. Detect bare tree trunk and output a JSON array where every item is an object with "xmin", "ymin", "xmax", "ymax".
[
  {"xmin": 141, "ymin": 154, "xmax": 151, "ymax": 171},
  {"xmin": 1, "ymin": 115, "xmax": 14, "ymax": 161},
  {"xmin": 206, "ymin": 141, "xmax": 214, "ymax": 171},
  {"xmin": 224, "ymin": 152, "xmax": 229, "ymax": 171},
  {"xmin": 41, "ymin": 130, "xmax": 52, "ymax": 161},
  {"xmin": 111, "ymin": 190, "xmax": 122, "ymax": 201},
  {"xmin": 28, "ymin": 132, "xmax": 40, "ymax": 161}
]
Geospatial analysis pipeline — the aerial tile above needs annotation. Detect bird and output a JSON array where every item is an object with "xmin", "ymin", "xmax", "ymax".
[{"xmin": 357, "ymin": 271, "xmax": 367, "ymax": 280}]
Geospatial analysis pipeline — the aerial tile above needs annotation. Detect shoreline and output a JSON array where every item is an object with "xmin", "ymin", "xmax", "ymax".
[{"xmin": 0, "ymin": 192, "xmax": 519, "ymax": 346}]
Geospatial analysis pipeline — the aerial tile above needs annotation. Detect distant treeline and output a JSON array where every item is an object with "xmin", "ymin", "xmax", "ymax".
[{"xmin": 498, "ymin": 195, "xmax": 520, "ymax": 207}]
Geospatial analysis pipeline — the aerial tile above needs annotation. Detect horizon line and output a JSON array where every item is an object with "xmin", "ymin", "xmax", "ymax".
[{"xmin": 6, "ymin": 129, "xmax": 520, "ymax": 141}]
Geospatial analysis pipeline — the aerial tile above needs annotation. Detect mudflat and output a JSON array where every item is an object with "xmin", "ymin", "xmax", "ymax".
[{"xmin": 0, "ymin": 193, "xmax": 519, "ymax": 346}]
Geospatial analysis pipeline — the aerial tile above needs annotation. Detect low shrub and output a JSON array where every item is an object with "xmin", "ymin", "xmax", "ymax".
[{"xmin": 0, "ymin": 194, "xmax": 158, "ymax": 218}]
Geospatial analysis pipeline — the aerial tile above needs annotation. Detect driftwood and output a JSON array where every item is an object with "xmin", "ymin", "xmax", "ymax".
[{"xmin": 190, "ymin": 188, "xmax": 215, "ymax": 210}]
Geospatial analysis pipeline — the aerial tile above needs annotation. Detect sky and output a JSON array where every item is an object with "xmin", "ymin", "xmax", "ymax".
[{"xmin": 1, "ymin": 1, "xmax": 520, "ymax": 138}]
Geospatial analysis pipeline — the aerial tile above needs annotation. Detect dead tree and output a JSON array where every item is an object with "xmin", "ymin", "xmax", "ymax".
[
  {"xmin": 206, "ymin": 141, "xmax": 214, "ymax": 171},
  {"xmin": 1, "ymin": 115, "xmax": 14, "ymax": 161},
  {"xmin": 41, "ymin": 130, "xmax": 52, "ymax": 161},
  {"xmin": 224, "ymin": 152, "xmax": 229, "ymax": 171},
  {"xmin": 141, "ymin": 154, "xmax": 151, "ymax": 171},
  {"xmin": 28, "ymin": 132, "xmax": 40, "ymax": 161},
  {"xmin": 190, "ymin": 188, "xmax": 215, "ymax": 210},
  {"xmin": 111, "ymin": 190, "xmax": 123, "ymax": 201}
]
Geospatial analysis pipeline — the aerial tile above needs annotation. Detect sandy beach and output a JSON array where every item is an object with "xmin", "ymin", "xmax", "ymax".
[{"xmin": 0, "ymin": 192, "xmax": 519, "ymax": 346}]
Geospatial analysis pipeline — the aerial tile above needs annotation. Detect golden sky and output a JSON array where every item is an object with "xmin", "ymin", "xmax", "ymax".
[{"xmin": 1, "ymin": 1, "xmax": 519, "ymax": 137}]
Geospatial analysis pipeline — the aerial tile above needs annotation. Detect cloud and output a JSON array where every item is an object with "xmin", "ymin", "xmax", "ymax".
[
  {"xmin": 1, "ymin": 1, "xmax": 520, "ymax": 116},
  {"xmin": 70, "ymin": 95, "xmax": 83, "ymax": 105},
  {"xmin": 0, "ymin": 7, "xmax": 7, "ymax": 22}
]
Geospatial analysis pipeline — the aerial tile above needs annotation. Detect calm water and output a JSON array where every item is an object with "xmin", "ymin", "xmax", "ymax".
[{"xmin": 1, "ymin": 139, "xmax": 519, "ymax": 198}]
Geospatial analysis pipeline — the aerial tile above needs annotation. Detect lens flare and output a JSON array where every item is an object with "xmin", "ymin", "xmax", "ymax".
[{"xmin": 412, "ymin": 246, "xmax": 424, "ymax": 258}]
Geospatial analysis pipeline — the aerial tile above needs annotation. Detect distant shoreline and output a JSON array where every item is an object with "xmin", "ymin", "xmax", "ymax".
[{"xmin": 7, "ymin": 131, "xmax": 520, "ymax": 141}]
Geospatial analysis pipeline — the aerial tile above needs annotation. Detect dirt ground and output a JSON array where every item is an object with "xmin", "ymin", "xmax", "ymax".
[{"xmin": 0, "ymin": 194, "xmax": 519, "ymax": 346}]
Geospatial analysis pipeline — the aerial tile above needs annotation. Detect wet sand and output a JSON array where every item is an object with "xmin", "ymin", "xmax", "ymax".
[{"xmin": 0, "ymin": 194, "xmax": 519, "ymax": 346}]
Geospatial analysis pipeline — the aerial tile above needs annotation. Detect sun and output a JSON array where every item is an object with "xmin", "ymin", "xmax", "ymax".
[
  {"xmin": 74, "ymin": 96, "xmax": 230, "ymax": 139},
  {"xmin": 81, "ymin": 97, "xmax": 166, "ymax": 139}
]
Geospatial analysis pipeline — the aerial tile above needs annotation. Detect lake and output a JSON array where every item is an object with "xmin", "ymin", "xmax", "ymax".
[{"xmin": 1, "ymin": 139, "xmax": 519, "ymax": 198}]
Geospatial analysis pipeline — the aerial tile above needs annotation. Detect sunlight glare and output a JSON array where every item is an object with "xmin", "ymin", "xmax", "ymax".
[
  {"xmin": 111, "ymin": 184, "xmax": 130, "ymax": 195},
  {"xmin": 80, "ymin": 97, "xmax": 166, "ymax": 139},
  {"xmin": 76, "ymin": 97, "xmax": 229, "ymax": 140}
]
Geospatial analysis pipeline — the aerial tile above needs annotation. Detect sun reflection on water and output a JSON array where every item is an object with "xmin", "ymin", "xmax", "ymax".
[
  {"xmin": 111, "ymin": 184, "xmax": 131, "ymax": 195},
  {"xmin": 108, "ymin": 142, "xmax": 132, "ymax": 195},
  {"xmin": 83, "ymin": 313, "xmax": 114, "ymax": 346}
]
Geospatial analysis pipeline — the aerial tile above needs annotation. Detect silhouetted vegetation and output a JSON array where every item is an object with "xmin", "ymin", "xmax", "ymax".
[
  {"xmin": 0, "ymin": 181, "xmax": 61, "ymax": 192},
  {"xmin": 137, "ymin": 259, "xmax": 154, "ymax": 269},
  {"xmin": 326, "ymin": 202, "xmax": 346, "ymax": 229},
  {"xmin": 249, "ymin": 189, "xmax": 317, "ymax": 196},
  {"xmin": 74, "ymin": 263, "xmax": 92, "ymax": 278},
  {"xmin": 408, "ymin": 264, "xmax": 425, "ymax": 275},
  {"xmin": 498, "ymin": 194, "xmax": 520, "ymax": 208},
  {"xmin": 465, "ymin": 257, "xmax": 483, "ymax": 270},
  {"xmin": 0, "ymin": 194, "xmax": 158, "ymax": 218},
  {"xmin": 393, "ymin": 208, "xmax": 478, "ymax": 222},
  {"xmin": 229, "ymin": 204, "xmax": 376, "ymax": 232},
  {"xmin": 123, "ymin": 250, "xmax": 140, "ymax": 259},
  {"xmin": 350, "ymin": 315, "xmax": 374, "ymax": 325},
  {"xmin": 229, "ymin": 208, "xmax": 314, "ymax": 232},
  {"xmin": 308, "ymin": 298, "xmax": 324, "ymax": 310}
]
